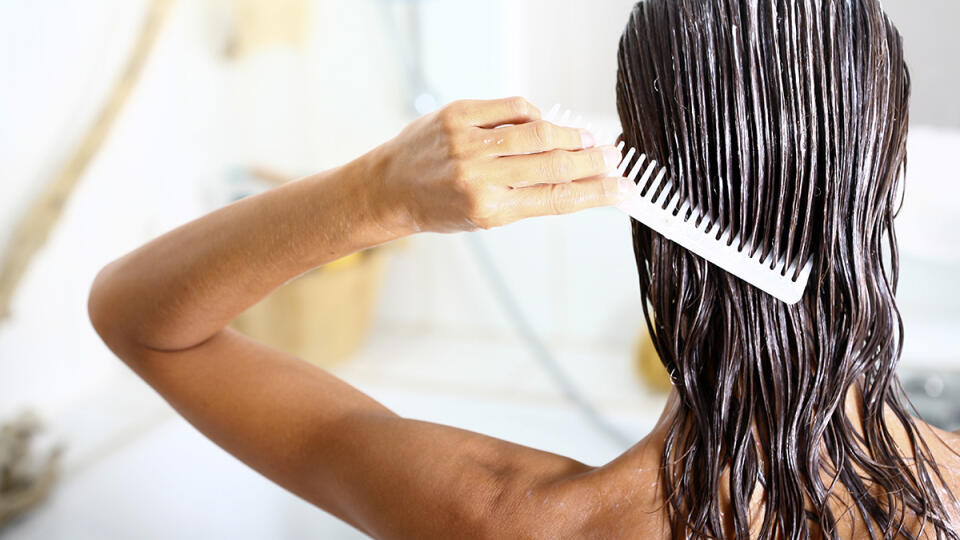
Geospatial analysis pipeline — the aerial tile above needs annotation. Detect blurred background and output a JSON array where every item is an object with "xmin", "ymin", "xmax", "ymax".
[{"xmin": 1, "ymin": 1, "xmax": 958, "ymax": 538}]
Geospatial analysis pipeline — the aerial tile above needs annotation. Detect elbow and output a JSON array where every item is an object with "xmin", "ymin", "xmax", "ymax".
[
  {"xmin": 87, "ymin": 263, "xmax": 115, "ymax": 345},
  {"xmin": 87, "ymin": 263, "xmax": 107, "ymax": 334},
  {"xmin": 87, "ymin": 261, "xmax": 134, "ymax": 361}
]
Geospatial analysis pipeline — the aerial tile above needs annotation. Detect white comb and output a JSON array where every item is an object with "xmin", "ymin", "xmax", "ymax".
[{"xmin": 546, "ymin": 105, "xmax": 813, "ymax": 305}]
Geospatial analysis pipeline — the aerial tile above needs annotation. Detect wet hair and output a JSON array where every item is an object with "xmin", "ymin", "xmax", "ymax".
[{"xmin": 616, "ymin": 1, "xmax": 958, "ymax": 538}]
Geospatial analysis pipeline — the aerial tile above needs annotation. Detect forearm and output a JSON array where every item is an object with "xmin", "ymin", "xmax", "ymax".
[
  {"xmin": 89, "ymin": 149, "xmax": 403, "ymax": 354},
  {"xmin": 89, "ymin": 97, "xmax": 623, "ymax": 357}
]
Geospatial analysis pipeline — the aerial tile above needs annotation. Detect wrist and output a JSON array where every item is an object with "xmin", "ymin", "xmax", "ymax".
[{"xmin": 353, "ymin": 143, "xmax": 419, "ymax": 239}]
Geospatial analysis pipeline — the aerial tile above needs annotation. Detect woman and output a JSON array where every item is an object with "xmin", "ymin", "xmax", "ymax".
[{"xmin": 90, "ymin": 0, "xmax": 960, "ymax": 538}]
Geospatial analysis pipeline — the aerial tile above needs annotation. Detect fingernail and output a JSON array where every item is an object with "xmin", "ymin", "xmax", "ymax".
[
  {"xmin": 579, "ymin": 129, "xmax": 596, "ymax": 149},
  {"xmin": 603, "ymin": 146, "xmax": 622, "ymax": 171},
  {"xmin": 617, "ymin": 177, "xmax": 636, "ymax": 200}
]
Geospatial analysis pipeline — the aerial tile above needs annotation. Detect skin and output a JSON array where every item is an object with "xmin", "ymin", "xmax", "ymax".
[{"xmin": 89, "ymin": 96, "xmax": 960, "ymax": 539}]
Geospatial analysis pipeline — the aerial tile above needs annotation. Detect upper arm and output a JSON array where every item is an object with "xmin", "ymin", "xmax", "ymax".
[{"xmin": 119, "ymin": 329, "xmax": 590, "ymax": 539}]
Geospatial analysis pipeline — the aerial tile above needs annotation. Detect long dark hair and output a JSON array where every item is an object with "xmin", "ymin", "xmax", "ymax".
[{"xmin": 616, "ymin": 0, "xmax": 958, "ymax": 538}]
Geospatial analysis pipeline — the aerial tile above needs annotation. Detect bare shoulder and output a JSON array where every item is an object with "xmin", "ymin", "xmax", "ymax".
[
  {"xmin": 949, "ymin": 427, "xmax": 960, "ymax": 445},
  {"xmin": 914, "ymin": 420, "xmax": 960, "ymax": 517},
  {"xmin": 501, "ymin": 436, "xmax": 669, "ymax": 539},
  {"xmin": 510, "ymin": 423, "xmax": 960, "ymax": 539},
  {"xmin": 917, "ymin": 420, "xmax": 960, "ymax": 469}
]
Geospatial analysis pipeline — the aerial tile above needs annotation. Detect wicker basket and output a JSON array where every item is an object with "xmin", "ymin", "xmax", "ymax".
[{"xmin": 232, "ymin": 248, "xmax": 386, "ymax": 367}]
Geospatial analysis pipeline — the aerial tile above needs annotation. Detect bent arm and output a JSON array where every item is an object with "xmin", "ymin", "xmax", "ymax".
[
  {"xmin": 88, "ymin": 98, "xmax": 617, "ymax": 538},
  {"xmin": 89, "ymin": 154, "xmax": 397, "ymax": 355}
]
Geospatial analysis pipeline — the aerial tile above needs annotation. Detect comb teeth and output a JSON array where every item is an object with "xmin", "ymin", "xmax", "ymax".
[
  {"xmin": 545, "ymin": 105, "xmax": 813, "ymax": 304},
  {"xmin": 547, "ymin": 105, "xmax": 620, "ymax": 145},
  {"xmin": 617, "ymin": 146, "xmax": 813, "ymax": 304}
]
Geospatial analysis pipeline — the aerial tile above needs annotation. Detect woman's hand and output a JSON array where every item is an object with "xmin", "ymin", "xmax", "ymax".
[{"xmin": 369, "ymin": 97, "xmax": 631, "ymax": 234}]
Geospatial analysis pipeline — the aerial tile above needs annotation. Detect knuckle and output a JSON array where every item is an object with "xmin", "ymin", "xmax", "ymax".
[
  {"xmin": 446, "ymin": 99, "xmax": 467, "ymax": 114},
  {"xmin": 557, "ymin": 126, "xmax": 577, "ymax": 148},
  {"xmin": 450, "ymin": 160, "xmax": 471, "ymax": 184},
  {"xmin": 599, "ymin": 176, "xmax": 618, "ymax": 200},
  {"xmin": 437, "ymin": 103, "xmax": 463, "ymax": 131},
  {"xmin": 507, "ymin": 96, "xmax": 530, "ymax": 116},
  {"xmin": 530, "ymin": 121, "xmax": 553, "ymax": 148},
  {"xmin": 591, "ymin": 148, "xmax": 608, "ymax": 171},
  {"xmin": 446, "ymin": 133, "xmax": 468, "ymax": 158},
  {"xmin": 549, "ymin": 185, "xmax": 575, "ymax": 215},
  {"xmin": 546, "ymin": 185, "xmax": 563, "ymax": 215},
  {"xmin": 466, "ymin": 191, "xmax": 497, "ymax": 226},
  {"xmin": 548, "ymin": 153, "xmax": 572, "ymax": 179},
  {"xmin": 440, "ymin": 114, "xmax": 458, "ymax": 135},
  {"xmin": 566, "ymin": 126, "xmax": 582, "ymax": 145}
]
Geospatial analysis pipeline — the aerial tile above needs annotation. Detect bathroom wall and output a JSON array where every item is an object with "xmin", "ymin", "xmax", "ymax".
[
  {"xmin": 0, "ymin": 0, "xmax": 501, "ymax": 420},
  {"xmin": 0, "ymin": 1, "xmax": 149, "ymax": 259},
  {"xmin": 376, "ymin": 0, "xmax": 960, "ymax": 362},
  {"xmin": 0, "ymin": 0, "xmax": 231, "ymax": 419},
  {"xmin": 1, "ymin": 0, "xmax": 958, "ymax": 423},
  {"xmin": 497, "ymin": 0, "xmax": 960, "ymax": 129},
  {"xmin": 884, "ymin": 0, "xmax": 960, "ymax": 128}
]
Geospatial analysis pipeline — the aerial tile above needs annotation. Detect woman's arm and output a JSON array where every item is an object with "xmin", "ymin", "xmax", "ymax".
[{"xmin": 88, "ymin": 97, "xmax": 627, "ymax": 538}]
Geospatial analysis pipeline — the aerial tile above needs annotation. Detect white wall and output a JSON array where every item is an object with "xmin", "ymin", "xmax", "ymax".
[
  {"xmin": 0, "ymin": 0, "xmax": 231, "ymax": 419},
  {"xmin": 0, "ymin": 1, "xmax": 148, "ymax": 257},
  {"xmin": 884, "ymin": 0, "xmax": 960, "ymax": 128},
  {"xmin": 0, "ymin": 0, "xmax": 479, "ymax": 420},
  {"xmin": 380, "ymin": 0, "xmax": 960, "ymax": 359},
  {"xmin": 1, "ymin": 0, "xmax": 958, "ymax": 424},
  {"xmin": 482, "ymin": 0, "xmax": 960, "ymax": 128}
]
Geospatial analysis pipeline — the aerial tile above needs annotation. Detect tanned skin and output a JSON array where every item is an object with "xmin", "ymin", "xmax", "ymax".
[
  {"xmin": 88, "ymin": 97, "xmax": 643, "ymax": 539},
  {"xmin": 89, "ymin": 96, "xmax": 960, "ymax": 539}
]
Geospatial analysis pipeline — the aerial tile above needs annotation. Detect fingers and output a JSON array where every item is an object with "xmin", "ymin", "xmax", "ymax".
[
  {"xmin": 508, "ymin": 176, "xmax": 635, "ymax": 219},
  {"xmin": 446, "ymin": 97, "xmax": 541, "ymax": 128},
  {"xmin": 493, "ymin": 146, "xmax": 622, "ymax": 188},
  {"xmin": 486, "ymin": 121, "xmax": 595, "ymax": 156}
]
